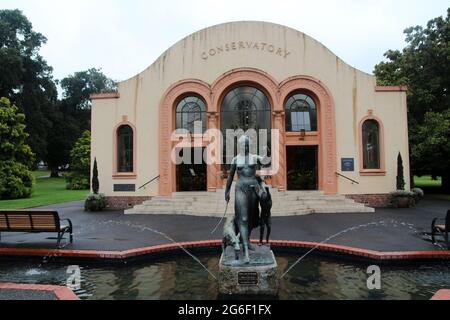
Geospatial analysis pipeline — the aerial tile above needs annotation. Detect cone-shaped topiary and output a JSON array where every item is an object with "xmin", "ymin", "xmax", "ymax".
[
  {"xmin": 92, "ymin": 158, "xmax": 99, "ymax": 195},
  {"xmin": 396, "ymin": 152, "xmax": 405, "ymax": 191}
]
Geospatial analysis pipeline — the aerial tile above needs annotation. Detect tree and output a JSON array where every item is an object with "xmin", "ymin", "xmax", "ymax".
[
  {"xmin": 396, "ymin": 153, "xmax": 405, "ymax": 191},
  {"xmin": 60, "ymin": 68, "xmax": 116, "ymax": 132},
  {"xmin": 374, "ymin": 8, "xmax": 450, "ymax": 192},
  {"xmin": 46, "ymin": 69, "xmax": 116, "ymax": 177},
  {"xmin": 0, "ymin": 9, "xmax": 58, "ymax": 162},
  {"xmin": 411, "ymin": 110, "xmax": 450, "ymax": 191},
  {"xmin": 65, "ymin": 131, "xmax": 91, "ymax": 190},
  {"xmin": 0, "ymin": 97, "xmax": 35, "ymax": 199},
  {"xmin": 92, "ymin": 158, "xmax": 99, "ymax": 194}
]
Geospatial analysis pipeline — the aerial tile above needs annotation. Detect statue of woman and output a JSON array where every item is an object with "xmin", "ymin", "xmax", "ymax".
[{"xmin": 225, "ymin": 135, "xmax": 263, "ymax": 263}]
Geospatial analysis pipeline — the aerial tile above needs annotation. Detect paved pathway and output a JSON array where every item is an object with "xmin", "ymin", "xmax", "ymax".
[{"xmin": 0, "ymin": 198, "xmax": 449, "ymax": 252}]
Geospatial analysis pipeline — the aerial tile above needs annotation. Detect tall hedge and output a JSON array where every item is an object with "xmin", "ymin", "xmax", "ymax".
[{"xmin": 0, "ymin": 97, "xmax": 35, "ymax": 199}]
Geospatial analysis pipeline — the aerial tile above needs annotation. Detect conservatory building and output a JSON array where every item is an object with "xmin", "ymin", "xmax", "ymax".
[{"xmin": 90, "ymin": 21, "xmax": 410, "ymax": 212}]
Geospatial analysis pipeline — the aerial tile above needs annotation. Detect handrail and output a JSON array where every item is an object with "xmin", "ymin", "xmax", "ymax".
[
  {"xmin": 335, "ymin": 172, "xmax": 360, "ymax": 185},
  {"xmin": 138, "ymin": 175, "xmax": 160, "ymax": 190}
]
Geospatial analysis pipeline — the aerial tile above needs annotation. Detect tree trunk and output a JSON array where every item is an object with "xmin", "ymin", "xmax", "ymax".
[
  {"xmin": 50, "ymin": 167, "xmax": 59, "ymax": 178},
  {"xmin": 442, "ymin": 174, "xmax": 450, "ymax": 194}
]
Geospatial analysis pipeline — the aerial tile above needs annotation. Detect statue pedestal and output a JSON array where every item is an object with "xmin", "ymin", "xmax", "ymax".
[{"xmin": 218, "ymin": 245, "xmax": 279, "ymax": 296}]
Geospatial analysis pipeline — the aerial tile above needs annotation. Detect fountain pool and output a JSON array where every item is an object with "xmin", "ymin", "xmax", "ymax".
[{"xmin": 1, "ymin": 253, "xmax": 449, "ymax": 300}]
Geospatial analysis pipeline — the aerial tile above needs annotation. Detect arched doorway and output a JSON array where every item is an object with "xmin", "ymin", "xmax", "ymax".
[{"xmin": 220, "ymin": 86, "xmax": 272, "ymax": 169}]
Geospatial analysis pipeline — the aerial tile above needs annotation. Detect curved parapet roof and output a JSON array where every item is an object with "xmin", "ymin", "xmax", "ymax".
[{"xmin": 121, "ymin": 20, "xmax": 374, "ymax": 85}]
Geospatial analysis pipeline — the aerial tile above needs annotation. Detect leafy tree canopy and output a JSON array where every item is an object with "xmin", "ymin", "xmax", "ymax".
[
  {"xmin": 0, "ymin": 97, "xmax": 35, "ymax": 199},
  {"xmin": 374, "ymin": 8, "xmax": 450, "ymax": 191},
  {"xmin": 0, "ymin": 9, "xmax": 57, "ymax": 162}
]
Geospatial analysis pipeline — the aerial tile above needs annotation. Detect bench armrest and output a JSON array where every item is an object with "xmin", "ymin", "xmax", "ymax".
[{"xmin": 60, "ymin": 218, "xmax": 73, "ymax": 230}]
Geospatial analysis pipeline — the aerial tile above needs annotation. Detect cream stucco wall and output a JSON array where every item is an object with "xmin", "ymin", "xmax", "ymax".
[{"xmin": 91, "ymin": 21, "xmax": 410, "ymax": 198}]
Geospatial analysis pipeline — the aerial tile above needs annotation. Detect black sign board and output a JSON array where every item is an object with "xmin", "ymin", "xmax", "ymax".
[
  {"xmin": 238, "ymin": 272, "xmax": 259, "ymax": 285},
  {"xmin": 341, "ymin": 158, "xmax": 355, "ymax": 172},
  {"xmin": 113, "ymin": 184, "xmax": 136, "ymax": 192}
]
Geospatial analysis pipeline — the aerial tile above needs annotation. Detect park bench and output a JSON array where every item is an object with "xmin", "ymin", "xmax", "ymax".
[
  {"xmin": 0, "ymin": 211, "xmax": 73, "ymax": 248},
  {"xmin": 431, "ymin": 210, "xmax": 450, "ymax": 249}
]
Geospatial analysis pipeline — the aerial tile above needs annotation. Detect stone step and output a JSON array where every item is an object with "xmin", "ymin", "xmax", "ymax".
[{"xmin": 125, "ymin": 190, "xmax": 374, "ymax": 216}]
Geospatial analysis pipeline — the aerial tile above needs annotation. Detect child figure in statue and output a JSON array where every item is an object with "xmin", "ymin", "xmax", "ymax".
[{"xmin": 225, "ymin": 135, "xmax": 266, "ymax": 264}]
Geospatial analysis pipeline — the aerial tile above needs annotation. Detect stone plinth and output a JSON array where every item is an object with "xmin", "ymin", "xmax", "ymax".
[{"xmin": 218, "ymin": 245, "xmax": 279, "ymax": 296}]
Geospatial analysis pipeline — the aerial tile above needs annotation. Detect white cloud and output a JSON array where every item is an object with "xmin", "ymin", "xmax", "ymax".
[{"xmin": 1, "ymin": 0, "xmax": 448, "ymax": 81}]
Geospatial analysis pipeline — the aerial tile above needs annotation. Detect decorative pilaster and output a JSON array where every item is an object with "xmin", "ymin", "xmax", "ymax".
[
  {"xmin": 207, "ymin": 112, "xmax": 220, "ymax": 192},
  {"xmin": 273, "ymin": 110, "xmax": 286, "ymax": 191}
]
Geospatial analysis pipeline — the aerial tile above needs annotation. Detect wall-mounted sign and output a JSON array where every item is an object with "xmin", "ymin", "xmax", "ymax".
[
  {"xmin": 114, "ymin": 184, "xmax": 136, "ymax": 192},
  {"xmin": 341, "ymin": 158, "xmax": 355, "ymax": 172}
]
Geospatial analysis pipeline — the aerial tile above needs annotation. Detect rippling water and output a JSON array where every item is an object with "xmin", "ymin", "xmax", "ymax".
[{"xmin": 0, "ymin": 255, "xmax": 449, "ymax": 300}]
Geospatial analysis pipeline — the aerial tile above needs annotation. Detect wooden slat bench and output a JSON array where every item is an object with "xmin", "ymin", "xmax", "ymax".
[
  {"xmin": 0, "ymin": 211, "xmax": 73, "ymax": 248},
  {"xmin": 432, "ymin": 210, "xmax": 450, "ymax": 249}
]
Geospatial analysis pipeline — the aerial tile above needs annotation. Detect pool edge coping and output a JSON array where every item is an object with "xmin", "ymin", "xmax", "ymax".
[
  {"xmin": 0, "ymin": 283, "xmax": 80, "ymax": 300},
  {"xmin": 0, "ymin": 240, "xmax": 449, "ymax": 262}
]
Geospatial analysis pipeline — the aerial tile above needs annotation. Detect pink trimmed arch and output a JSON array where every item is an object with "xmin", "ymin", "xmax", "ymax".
[
  {"xmin": 158, "ymin": 80, "xmax": 212, "ymax": 196},
  {"xmin": 158, "ymin": 69, "xmax": 337, "ymax": 196},
  {"xmin": 278, "ymin": 76, "xmax": 337, "ymax": 194}
]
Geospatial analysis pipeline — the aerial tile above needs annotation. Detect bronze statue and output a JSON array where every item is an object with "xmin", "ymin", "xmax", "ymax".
[{"xmin": 225, "ymin": 135, "xmax": 269, "ymax": 263}]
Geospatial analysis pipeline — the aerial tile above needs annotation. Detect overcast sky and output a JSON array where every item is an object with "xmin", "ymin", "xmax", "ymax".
[{"xmin": 2, "ymin": 0, "xmax": 449, "ymax": 83}]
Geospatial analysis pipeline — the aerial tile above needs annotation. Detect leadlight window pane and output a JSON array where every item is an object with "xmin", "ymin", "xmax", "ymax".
[
  {"xmin": 285, "ymin": 93, "xmax": 317, "ymax": 132},
  {"xmin": 220, "ymin": 86, "xmax": 272, "ymax": 168},
  {"xmin": 176, "ymin": 96, "xmax": 206, "ymax": 133}
]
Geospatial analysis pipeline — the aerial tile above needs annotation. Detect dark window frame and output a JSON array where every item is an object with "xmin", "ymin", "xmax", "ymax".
[
  {"xmin": 117, "ymin": 125, "xmax": 134, "ymax": 173},
  {"xmin": 362, "ymin": 119, "xmax": 381, "ymax": 170}
]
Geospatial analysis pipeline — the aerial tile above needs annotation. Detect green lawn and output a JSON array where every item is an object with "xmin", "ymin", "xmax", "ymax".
[
  {"xmin": 414, "ymin": 175, "xmax": 442, "ymax": 188},
  {"xmin": 33, "ymin": 170, "xmax": 51, "ymax": 179},
  {"xmin": 0, "ymin": 173, "xmax": 89, "ymax": 210}
]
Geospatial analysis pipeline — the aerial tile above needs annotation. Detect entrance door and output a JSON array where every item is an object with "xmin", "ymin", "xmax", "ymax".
[
  {"xmin": 176, "ymin": 148, "xmax": 207, "ymax": 192},
  {"xmin": 286, "ymin": 146, "xmax": 318, "ymax": 190}
]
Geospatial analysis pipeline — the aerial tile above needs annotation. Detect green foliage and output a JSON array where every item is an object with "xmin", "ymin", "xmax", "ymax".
[
  {"xmin": 66, "ymin": 131, "xmax": 91, "ymax": 190},
  {"xmin": 396, "ymin": 153, "xmax": 405, "ymax": 191},
  {"xmin": 411, "ymin": 110, "xmax": 450, "ymax": 184},
  {"xmin": 0, "ymin": 9, "xmax": 58, "ymax": 162},
  {"xmin": 389, "ymin": 191, "xmax": 416, "ymax": 208},
  {"xmin": 84, "ymin": 193, "xmax": 107, "ymax": 212},
  {"xmin": 92, "ymin": 158, "xmax": 99, "ymax": 194},
  {"xmin": 46, "ymin": 69, "xmax": 116, "ymax": 175},
  {"xmin": 374, "ymin": 8, "xmax": 450, "ymax": 191},
  {"xmin": 0, "ymin": 160, "xmax": 34, "ymax": 199},
  {"xmin": 0, "ymin": 97, "xmax": 35, "ymax": 199},
  {"xmin": 412, "ymin": 188, "xmax": 425, "ymax": 204}
]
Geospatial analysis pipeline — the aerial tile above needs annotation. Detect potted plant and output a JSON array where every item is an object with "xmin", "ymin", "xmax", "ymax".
[
  {"xmin": 84, "ymin": 158, "xmax": 107, "ymax": 212},
  {"xmin": 389, "ymin": 153, "xmax": 415, "ymax": 208},
  {"xmin": 389, "ymin": 190, "xmax": 415, "ymax": 208}
]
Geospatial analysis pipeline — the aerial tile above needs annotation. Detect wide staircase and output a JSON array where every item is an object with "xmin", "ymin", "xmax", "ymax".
[{"xmin": 125, "ymin": 188, "xmax": 374, "ymax": 216}]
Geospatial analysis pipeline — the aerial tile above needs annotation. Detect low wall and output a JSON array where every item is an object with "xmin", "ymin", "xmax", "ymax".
[
  {"xmin": 106, "ymin": 196, "xmax": 152, "ymax": 210},
  {"xmin": 345, "ymin": 194, "xmax": 391, "ymax": 208}
]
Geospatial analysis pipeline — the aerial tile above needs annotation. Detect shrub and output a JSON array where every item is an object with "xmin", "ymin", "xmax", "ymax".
[
  {"xmin": 396, "ymin": 153, "xmax": 405, "ymax": 191},
  {"xmin": 0, "ymin": 97, "xmax": 35, "ymax": 199},
  {"xmin": 389, "ymin": 190, "xmax": 415, "ymax": 208},
  {"xmin": 92, "ymin": 158, "xmax": 99, "ymax": 194},
  {"xmin": 412, "ymin": 188, "xmax": 425, "ymax": 204},
  {"xmin": 66, "ymin": 131, "xmax": 91, "ymax": 190},
  {"xmin": 65, "ymin": 172, "xmax": 90, "ymax": 190},
  {"xmin": 0, "ymin": 161, "xmax": 34, "ymax": 199},
  {"xmin": 84, "ymin": 193, "xmax": 107, "ymax": 212}
]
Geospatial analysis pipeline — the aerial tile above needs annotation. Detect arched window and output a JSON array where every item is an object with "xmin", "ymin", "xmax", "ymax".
[
  {"xmin": 176, "ymin": 96, "xmax": 206, "ymax": 133},
  {"xmin": 285, "ymin": 93, "xmax": 317, "ymax": 132},
  {"xmin": 362, "ymin": 120, "xmax": 380, "ymax": 169},
  {"xmin": 117, "ymin": 125, "xmax": 134, "ymax": 173},
  {"xmin": 220, "ymin": 86, "xmax": 272, "ymax": 167}
]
